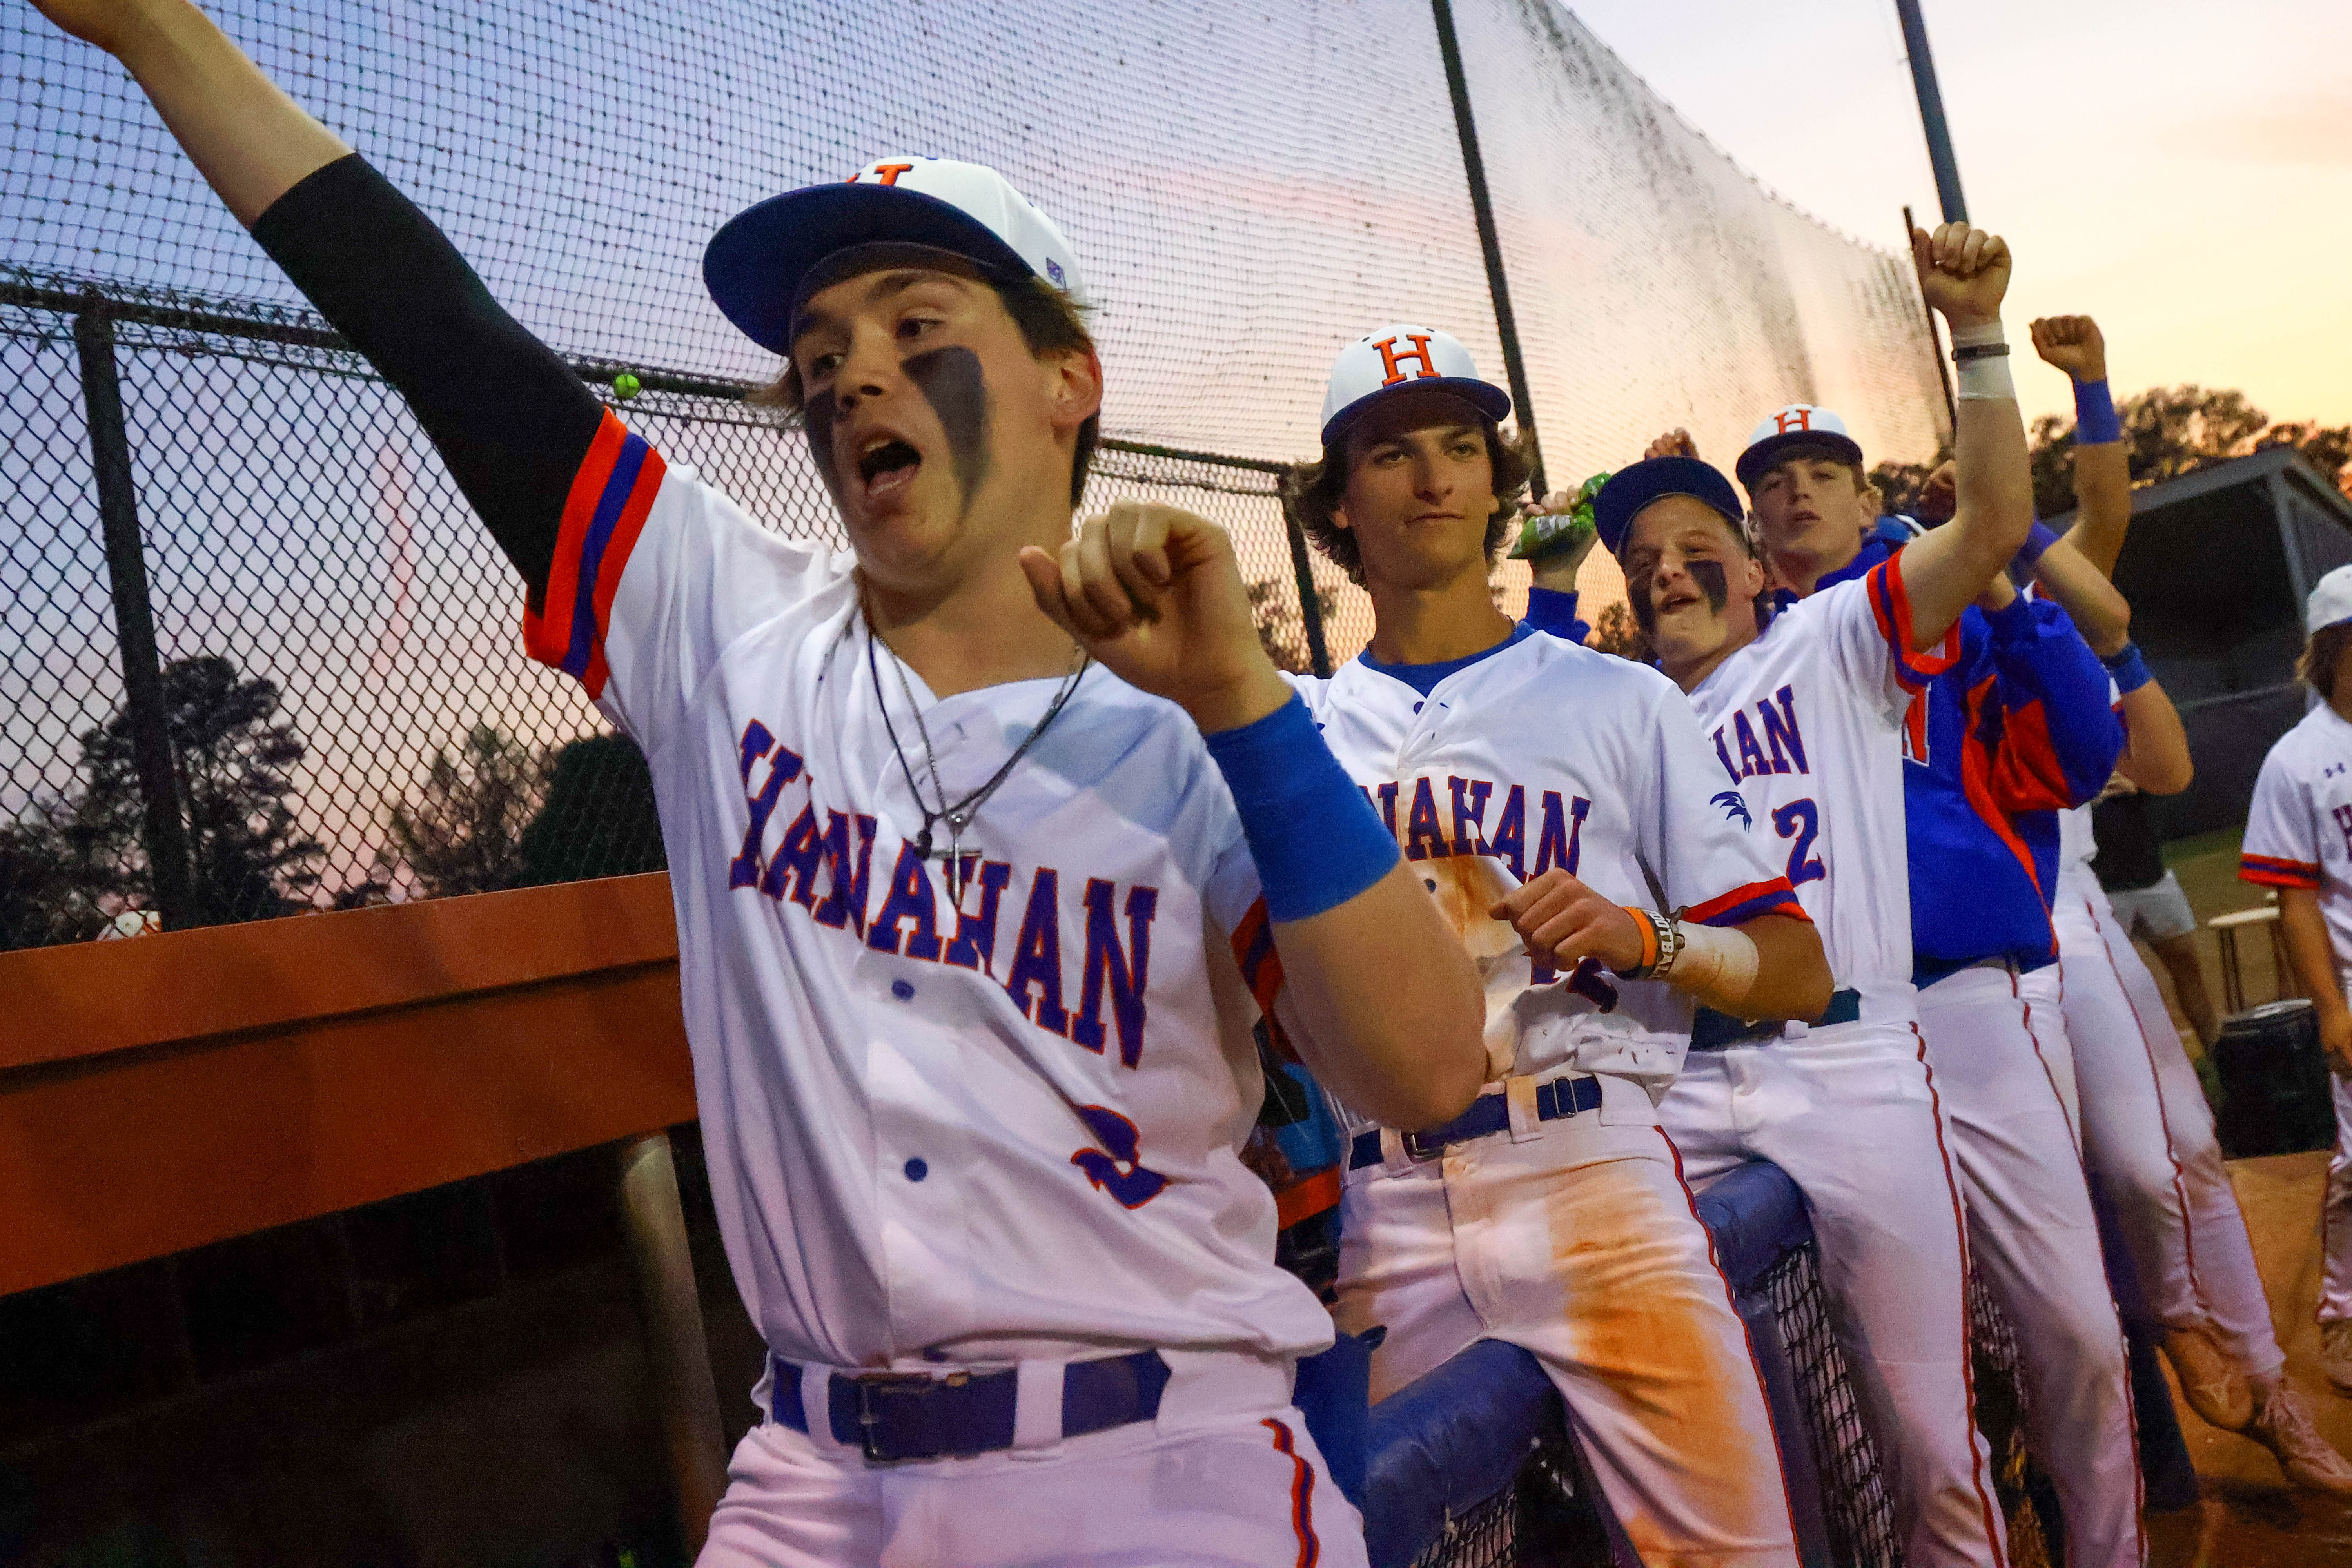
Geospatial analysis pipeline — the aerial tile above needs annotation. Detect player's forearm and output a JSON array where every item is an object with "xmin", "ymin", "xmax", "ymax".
[
  {"xmin": 1900, "ymin": 355, "xmax": 2033, "ymax": 646},
  {"xmin": 2060, "ymin": 441, "xmax": 2133, "ymax": 579},
  {"xmin": 1276, "ymin": 865, "xmax": 1487, "ymax": 1129},
  {"xmin": 101, "ymin": 0, "xmax": 351, "ymax": 226},
  {"xmin": 2279, "ymin": 891, "xmax": 2346, "ymax": 1016},
  {"xmin": 2027, "ymin": 539, "xmax": 2131, "ymax": 655},
  {"xmin": 1676, "ymin": 912, "xmax": 1829, "ymax": 1021},
  {"xmin": 2114, "ymin": 680, "xmax": 2191, "ymax": 795}
]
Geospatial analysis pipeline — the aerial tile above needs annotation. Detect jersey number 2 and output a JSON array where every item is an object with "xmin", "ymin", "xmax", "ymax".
[{"xmin": 1772, "ymin": 799, "xmax": 1826, "ymax": 887}]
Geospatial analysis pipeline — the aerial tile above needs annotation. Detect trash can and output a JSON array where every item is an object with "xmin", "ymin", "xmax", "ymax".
[{"xmin": 2212, "ymin": 999, "xmax": 2336, "ymax": 1157}]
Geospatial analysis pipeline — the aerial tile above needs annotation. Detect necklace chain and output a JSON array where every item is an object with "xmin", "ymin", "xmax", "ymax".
[{"xmin": 864, "ymin": 606, "xmax": 1088, "ymax": 902}]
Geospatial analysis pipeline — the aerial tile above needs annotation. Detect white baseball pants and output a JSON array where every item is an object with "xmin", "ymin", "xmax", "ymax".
[
  {"xmin": 2054, "ymin": 885, "xmax": 2286, "ymax": 1376},
  {"xmin": 1334, "ymin": 1078, "xmax": 1801, "ymax": 1568},
  {"xmin": 1661, "ymin": 1020, "xmax": 2006, "ymax": 1568},
  {"xmin": 2325, "ymin": 1074, "xmax": 2352, "ymax": 1327},
  {"xmin": 697, "ymin": 1399, "xmax": 1363, "ymax": 1567},
  {"xmin": 1919, "ymin": 964, "xmax": 2143, "ymax": 1568}
]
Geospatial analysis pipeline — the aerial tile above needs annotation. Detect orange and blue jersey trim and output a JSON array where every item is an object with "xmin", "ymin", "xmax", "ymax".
[
  {"xmin": 1231, "ymin": 895, "xmax": 1298, "ymax": 1061},
  {"xmin": 2240, "ymin": 853, "xmax": 2321, "ymax": 890},
  {"xmin": 1686, "ymin": 876, "xmax": 1808, "ymax": 928},
  {"xmin": 522, "ymin": 410, "xmax": 665, "ymax": 700},
  {"xmin": 1866, "ymin": 554, "xmax": 1962, "ymax": 693}
]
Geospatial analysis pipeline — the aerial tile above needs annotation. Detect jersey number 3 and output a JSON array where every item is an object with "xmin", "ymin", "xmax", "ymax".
[{"xmin": 1772, "ymin": 799, "xmax": 1826, "ymax": 887}]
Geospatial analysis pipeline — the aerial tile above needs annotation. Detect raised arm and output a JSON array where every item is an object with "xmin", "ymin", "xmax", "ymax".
[
  {"xmin": 32, "ymin": 0, "xmax": 601, "ymax": 595},
  {"xmin": 2113, "ymin": 679, "xmax": 2192, "ymax": 795},
  {"xmin": 1871, "ymin": 223, "xmax": 2035, "ymax": 649},
  {"xmin": 2033, "ymin": 316, "xmax": 2134, "ymax": 577},
  {"xmin": 1024, "ymin": 505, "xmax": 1487, "ymax": 1130}
]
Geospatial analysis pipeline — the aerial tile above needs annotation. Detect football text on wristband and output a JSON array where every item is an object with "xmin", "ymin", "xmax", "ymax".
[
  {"xmin": 2012, "ymin": 519, "xmax": 2060, "ymax": 582},
  {"xmin": 2101, "ymin": 641, "xmax": 2153, "ymax": 696},
  {"xmin": 1613, "ymin": 906, "xmax": 1761, "ymax": 1007},
  {"xmin": 2073, "ymin": 378, "xmax": 2122, "ymax": 446},
  {"xmin": 1203, "ymin": 693, "xmax": 1399, "ymax": 923},
  {"xmin": 1948, "ymin": 320, "xmax": 2015, "ymax": 403}
]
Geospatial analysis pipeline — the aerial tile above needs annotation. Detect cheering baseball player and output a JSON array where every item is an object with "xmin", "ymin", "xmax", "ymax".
[
  {"xmin": 1726, "ymin": 277, "xmax": 2147, "ymax": 1558},
  {"xmin": 1279, "ymin": 325, "xmax": 1831, "ymax": 1566},
  {"xmin": 1515, "ymin": 218, "xmax": 2024, "ymax": 1568},
  {"xmin": 32, "ymin": 2, "xmax": 1501, "ymax": 1561},
  {"xmin": 2030, "ymin": 320, "xmax": 2352, "ymax": 1488},
  {"xmin": 2243, "ymin": 564, "xmax": 2352, "ymax": 1405}
]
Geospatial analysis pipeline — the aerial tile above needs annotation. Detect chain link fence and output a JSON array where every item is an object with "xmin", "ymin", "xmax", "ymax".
[{"xmin": 1, "ymin": 0, "xmax": 1948, "ymax": 949}]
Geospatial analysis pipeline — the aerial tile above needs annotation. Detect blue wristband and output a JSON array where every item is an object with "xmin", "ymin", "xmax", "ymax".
[
  {"xmin": 2101, "ymin": 641, "xmax": 2152, "ymax": 695},
  {"xmin": 1204, "ymin": 693, "xmax": 1399, "ymax": 923},
  {"xmin": 1526, "ymin": 586, "xmax": 1588, "ymax": 644},
  {"xmin": 2009, "ymin": 519, "xmax": 2060, "ymax": 582},
  {"xmin": 2074, "ymin": 378, "xmax": 2121, "ymax": 446}
]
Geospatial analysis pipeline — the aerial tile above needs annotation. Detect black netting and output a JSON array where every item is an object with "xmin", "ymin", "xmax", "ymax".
[
  {"xmin": 2, "ymin": 0, "xmax": 1944, "ymax": 945},
  {"xmin": 1768, "ymin": 1237, "xmax": 1901, "ymax": 1568}
]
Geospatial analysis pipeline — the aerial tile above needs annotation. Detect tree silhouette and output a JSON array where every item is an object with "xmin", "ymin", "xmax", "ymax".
[
  {"xmin": 2, "ymin": 654, "xmax": 326, "ymax": 945},
  {"xmin": 518, "ymin": 735, "xmax": 666, "ymax": 886},
  {"xmin": 1247, "ymin": 577, "xmax": 1339, "ymax": 675},
  {"xmin": 2027, "ymin": 386, "xmax": 2351, "ymax": 520},
  {"xmin": 0, "ymin": 799, "xmax": 114, "ymax": 950},
  {"xmin": 383, "ymin": 724, "xmax": 548, "ymax": 898}
]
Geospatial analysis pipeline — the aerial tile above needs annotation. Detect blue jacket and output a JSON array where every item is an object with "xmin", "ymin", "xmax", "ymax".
[
  {"xmin": 1810, "ymin": 523, "xmax": 2122, "ymax": 983},
  {"xmin": 1534, "ymin": 521, "xmax": 2123, "ymax": 982}
]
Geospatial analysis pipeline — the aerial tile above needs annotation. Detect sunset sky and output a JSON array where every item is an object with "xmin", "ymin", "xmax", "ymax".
[{"xmin": 1566, "ymin": 0, "xmax": 2352, "ymax": 435}]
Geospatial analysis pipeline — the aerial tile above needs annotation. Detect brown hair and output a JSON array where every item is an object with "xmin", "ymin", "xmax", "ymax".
[
  {"xmin": 1280, "ymin": 422, "xmax": 1536, "ymax": 586},
  {"xmin": 750, "ymin": 265, "xmax": 1099, "ymax": 507},
  {"xmin": 2301, "ymin": 622, "xmax": 2352, "ymax": 700}
]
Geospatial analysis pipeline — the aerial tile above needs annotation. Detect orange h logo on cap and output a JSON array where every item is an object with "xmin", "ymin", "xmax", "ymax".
[
  {"xmin": 1372, "ymin": 334, "xmax": 1440, "ymax": 387},
  {"xmin": 851, "ymin": 162, "xmax": 916, "ymax": 187},
  {"xmin": 1774, "ymin": 407, "xmax": 1815, "ymax": 434}
]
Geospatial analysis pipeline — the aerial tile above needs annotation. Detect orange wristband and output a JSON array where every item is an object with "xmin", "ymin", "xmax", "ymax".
[{"xmin": 1622, "ymin": 906, "xmax": 1660, "ymax": 973}]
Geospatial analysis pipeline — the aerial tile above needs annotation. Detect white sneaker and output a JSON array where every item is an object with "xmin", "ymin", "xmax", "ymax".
[
  {"xmin": 2322, "ymin": 1319, "xmax": 2352, "ymax": 1397},
  {"xmin": 2246, "ymin": 1380, "xmax": 2352, "ymax": 1495}
]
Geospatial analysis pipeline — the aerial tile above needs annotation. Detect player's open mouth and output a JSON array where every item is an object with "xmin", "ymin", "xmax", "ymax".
[
  {"xmin": 1657, "ymin": 589, "xmax": 1703, "ymax": 615},
  {"xmin": 857, "ymin": 434, "xmax": 923, "ymax": 499}
]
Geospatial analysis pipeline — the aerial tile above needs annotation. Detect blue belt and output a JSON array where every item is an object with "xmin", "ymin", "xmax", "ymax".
[
  {"xmin": 1689, "ymin": 987, "xmax": 1862, "ymax": 1051},
  {"xmin": 1349, "ymin": 1074, "xmax": 1602, "ymax": 1170},
  {"xmin": 768, "ymin": 1348, "xmax": 1170, "ymax": 1462}
]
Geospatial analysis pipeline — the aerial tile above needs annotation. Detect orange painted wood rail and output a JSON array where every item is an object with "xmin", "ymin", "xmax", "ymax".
[{"xmin": 0, "ymin": 874, "xmax": 697, "ymax": 1297}]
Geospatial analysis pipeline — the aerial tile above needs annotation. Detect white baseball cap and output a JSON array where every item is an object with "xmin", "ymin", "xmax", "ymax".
[
  {"xmin": 2308, "ymin": 564, "xmax": 2352, "ymax": 635},
  {"xmin": 704, "ymin": 156, "xmax": 1087, "ymax": 354},
  {"xmin": 1735, "ymin": 403, "xmax": 1866, "ymax": 488},
  {"xmin": 1319, "ymin": 325, "xmax": 1511, "ymax": 448}
]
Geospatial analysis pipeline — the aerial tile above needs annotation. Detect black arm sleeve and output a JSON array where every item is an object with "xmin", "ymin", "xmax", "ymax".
[{"xmin": 249, "ymin": 154, "xmax": 602, "ymax": 598}]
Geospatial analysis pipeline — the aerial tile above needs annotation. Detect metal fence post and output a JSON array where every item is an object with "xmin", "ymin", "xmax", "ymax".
[
  {"xmin": 1285, "ymin": 517, "xmax": 1333, "ymax": 679},
  {"xmin": 1430, "ymin": 0, "xmax": 1546, "ymax": 500},
  {"xmin": 74, "ymin": 303, "xmax": 193, "ymax": 930}
]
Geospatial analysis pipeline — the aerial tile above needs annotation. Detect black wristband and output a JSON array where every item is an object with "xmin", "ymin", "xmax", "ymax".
[{"xmin": 1952, "ymin": 343, "xmax": 2011, "ymax": 362}]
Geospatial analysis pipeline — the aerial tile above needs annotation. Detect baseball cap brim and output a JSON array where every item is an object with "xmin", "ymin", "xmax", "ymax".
[
  {"xmin": 704, "ymin": 183, "xmax": 1034, "ymax": 355},
  {"xmin": 1735, "ymin": 428, "xmax": 1866, "ymax": 489},
  {"xmin": 1321, "ymin": 378, "xmax": 1511, "ymax": 449},
  {"xmin": 1593, "ymin": 456, "xmax": 1745, "ymax": 557}
]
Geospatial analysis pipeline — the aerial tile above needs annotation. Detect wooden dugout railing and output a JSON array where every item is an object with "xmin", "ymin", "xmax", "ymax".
[{"xmin": 0, "ymin": 873, "xmax": 727, "ymax": 1544}]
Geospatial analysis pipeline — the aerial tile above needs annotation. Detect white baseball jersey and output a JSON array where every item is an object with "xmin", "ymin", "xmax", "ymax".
[
  {"xmin": 2242, "ymin": 702, "xmax": 2352, "ymax": 974},
  {"xmin": 524, "ymin": 414, "xmax": 1330, "ymax": 1372},
  {"xmin": 1684, "ymin": 558, "xmax": 1958, "ymax": 1011},
  {"xmin": 1290, "ymin": 631, "xmax": 1803, "ymax": 1102}
]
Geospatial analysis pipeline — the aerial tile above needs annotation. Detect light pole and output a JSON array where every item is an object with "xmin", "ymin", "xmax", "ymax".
[{"xmin": 1893, "ymin": 0, "xmax": 1967, "ymax": 223}]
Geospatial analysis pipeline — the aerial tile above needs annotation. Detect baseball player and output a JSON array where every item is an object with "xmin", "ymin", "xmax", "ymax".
[
  {"xmin": 1513, "ymin": 218, "xmax": 2022, "ymax": 1568},
  {"xmin": 1731, "ymin": 327, "xmax": 2143, "ymax": 1555},
  {"xmin": 1280, "ymin": 323, "xmax": 1832, "ymax": 1566},
  {"xmin": 2028, "ymin": 316, "xmax": 2352, "ymax": 1489},
  {"xmin": 2244, "ymin": 564, "xmax": 2352, "ymax": 1403},
  {"xmin": 39, "ymin": 2, "xmax": 1501, "ymax": 1562}
]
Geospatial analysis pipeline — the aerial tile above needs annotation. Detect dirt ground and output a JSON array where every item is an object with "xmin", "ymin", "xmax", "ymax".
[{"xmin": 2126, "ymin": 830, "xmax": 2352, "ymax": 1565}]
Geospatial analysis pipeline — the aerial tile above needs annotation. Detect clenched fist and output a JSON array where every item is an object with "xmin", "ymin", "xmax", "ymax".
[
  {"xmin": 1910, "ymin": 222, "xmax": 2011, "ymax": 330},
  {"xmin": 2030, "ymin": 316, "xmax": 2107, "ymax": 384},
  {"xmin": 1018, "ymin": 502, "xmax": 1289, "ymax": 734},
  {"xmin": 1644, "ymin": 428, "xmax": 1699, "ymax": 461}
]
